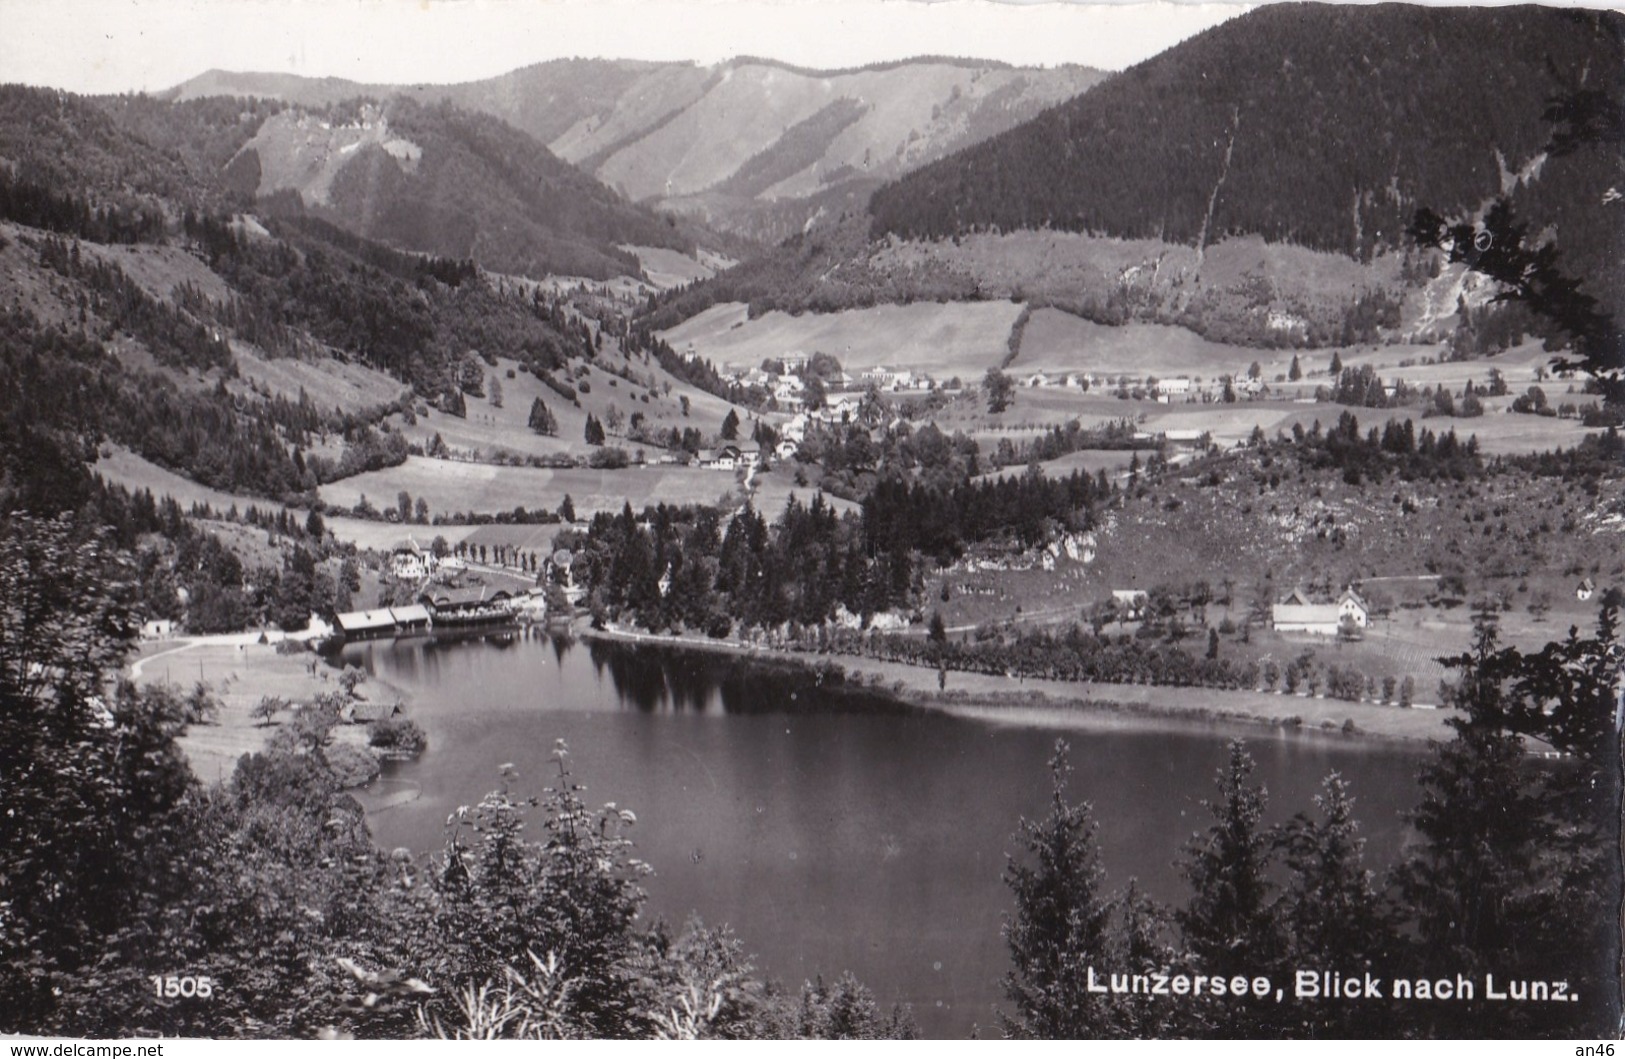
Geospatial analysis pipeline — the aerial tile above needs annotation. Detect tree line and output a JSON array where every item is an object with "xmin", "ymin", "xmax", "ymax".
[{"xmin": 1000, "ymin": 605, "xmax": 1620, "ymax": 1038}]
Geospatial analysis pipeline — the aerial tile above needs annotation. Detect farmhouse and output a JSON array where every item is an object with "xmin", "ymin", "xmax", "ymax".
[
  {"xmin": 1111, "ymin": 589, "xmax": 1148, "ymax": 620},
  {"xmin": 390, "ymin": 538, "xmax": 435, "ymax": 579},
  {"xmin": 1157, "ymin": 377, "xmax": 1193, "ymax": 399},
  {"xmin": 698, "ymin": 445, "xmax": 742, "ymax": 471},
  {"xmin": 776, "ymin": 439, "xmax": 801, "ymax": 461},
  {"xmin": 1577, "ymin": 577, "xmax": 1595, "ymax": 601},
  {"xmin": 1272, "ymin": 587, "xmax": 1369, "ymax": 636}
]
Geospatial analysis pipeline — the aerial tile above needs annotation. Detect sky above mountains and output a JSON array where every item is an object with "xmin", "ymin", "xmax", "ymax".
[{"xmin": 4, "ymin": 0, "xmax": 1252, "ymax": 93}]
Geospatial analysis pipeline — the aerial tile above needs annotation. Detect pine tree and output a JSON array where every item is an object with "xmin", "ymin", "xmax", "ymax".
[
  {"xmin": 1329, "ymin": 351, "xmax": 1343, "ymax": 376},
  {"xmin": 528, "ymin": 397, "xmax": 558, "ymax": 436},
  {"xmin": 1391, "ymin": 610, "xmax": 1590, "ymax": 1034},
  {"xmin": 1176, "ymin": 739, "xmax": 1285, "ymax": 1035},
  {"xmin": 720, "ymin": 408, "xmax": 740, "ymax": 441},
  {"xmin": 1288, "ymin": 355, "xmax": 1303, "ymax": 381},
  {"xmin": 1000, "ymin": 740, "xmax": 1116, "ymax": 1038},
  {"xmin": 1276, "ymin": 773, "xmax": 1395, "ymax": 1035},
  {"xmin": 1104, "ymin": 881, "xmax": 1179, "ymax": 1038},
  {"xmin": 585, "ymin": 414, "xmax": 605, "ymax": 446}
]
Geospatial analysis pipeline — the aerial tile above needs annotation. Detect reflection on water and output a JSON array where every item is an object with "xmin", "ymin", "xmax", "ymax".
[{"xmin": 342, "ymin": 630, "xmax": 1426, "ymax": 1039}]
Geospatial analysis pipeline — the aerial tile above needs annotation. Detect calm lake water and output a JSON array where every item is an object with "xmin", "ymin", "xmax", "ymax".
[{"xmin": 340, "ymin": 629, "xmax": 1427, "ymax": 1039}]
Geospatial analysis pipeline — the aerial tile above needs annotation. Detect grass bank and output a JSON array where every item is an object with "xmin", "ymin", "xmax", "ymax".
[{"xmin": 128, "ymin": 640, "xmax": 415, "ymax": 786}]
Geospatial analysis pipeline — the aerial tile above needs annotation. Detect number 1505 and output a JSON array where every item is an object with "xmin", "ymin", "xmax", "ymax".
[{"xmin": 151, "ymin": 975, "xmax": 213, "ymax": 999}]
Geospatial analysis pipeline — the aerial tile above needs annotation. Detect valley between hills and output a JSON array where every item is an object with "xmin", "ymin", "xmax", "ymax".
[{"xmin": 3, "ymin": 2, "xmax": 1623, "ymax": 1039}]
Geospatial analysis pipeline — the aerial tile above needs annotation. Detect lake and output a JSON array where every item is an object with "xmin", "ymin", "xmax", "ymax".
[{"xmin": 341, "ymin": 628, "xmax": 1428, "ymax": 1039}]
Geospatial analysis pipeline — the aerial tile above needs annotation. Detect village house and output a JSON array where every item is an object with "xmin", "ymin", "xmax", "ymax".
[
  {"xmin": 698, "ymin": 445, "xmax": 742, "ymax": 471},
  {"xmin": 819, "ymin": 397, "xmax": 860, "ymax": 423},
  {"xmin": 775, "ymin": 438, "xmax": 801, "ymax": 461},
  {"xmin": 860, "ymin": 366, "xmax": 915, "ymax": 391},
  {"xmin": 390, "ymin": 539, "xmax": 435, "ymax": 580},
  {"xmin": 1163, "ymin": 429, "xmax": 1207, "ymax": 451},
  {"xmin": 1111, "ymin": 589, "xmax": 1149, "ymax": 621},
  {"xmin": 1576, "ymin": 577, "xmax": 1596, "ymax": 601},
  {"xmin": 1272, "ymin": 587, "xmax": 1369, "ymax": 636},
  {"xmin": 1157, "ymin": 377, "xmax": 1193, "ymax": 401},
  {"xmin": 773, "ymin": 375, "xmax": 806, "ymax": 404}
]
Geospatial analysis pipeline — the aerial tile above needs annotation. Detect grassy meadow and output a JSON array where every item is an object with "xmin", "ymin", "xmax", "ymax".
[{"xmin": 658, "ymin": 300, "xmax": 1025, "ymax": 375}]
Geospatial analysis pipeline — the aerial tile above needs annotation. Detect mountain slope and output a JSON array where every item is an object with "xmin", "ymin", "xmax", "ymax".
[
  {"xmin": 870, "ymin": 4, "xmax": 1623, "ymax": 282},
  {"xmin": 168, "ymin": 58, "xmax": 1107, "ymax": 240},
  {"xmin": 230, "ymin": 97, "xmax": 695, "ymax": 278},
  {"xmin": 642, "ymin": 6, "xmax": 1623, "ymax": 352}
]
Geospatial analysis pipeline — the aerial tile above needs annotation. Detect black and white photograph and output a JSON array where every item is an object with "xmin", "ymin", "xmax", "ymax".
[{"xmin": 0, "ymin": 0, "xmax": 1621, "ymax": 1042}]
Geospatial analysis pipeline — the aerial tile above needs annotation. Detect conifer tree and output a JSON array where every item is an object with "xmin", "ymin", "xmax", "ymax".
[
  {"xmin": 1391, "ymin": 609, "xmax": 1603, "ymax": 1033},
  {"xmin": 528, "ymin": 397, "xmax": 558, "ymax": 436},
  {"xmin": 1103, "ymin": 881, "xmax": 1179, "ymax": 1038},
  {"xmin": 1175, "ymin": 740, "xmax": 1285, "ymax": 1034},
  {"xmin": 1276, "ymin": 773, "xmax": 1394, "ymax": 1035},
  {"xmin": 1000, "ymin": 740, "xmax": 1116, "ymax": 1038}
]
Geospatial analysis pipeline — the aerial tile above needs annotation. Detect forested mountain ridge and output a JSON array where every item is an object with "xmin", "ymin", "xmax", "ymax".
[
  {"xmin": 0, "ymin": 83, "xmax": 718, "ymax": 282},
  {"xmin": 167, "ymin": 57, "xmax": 1107, "ymax": 242},
  {"xmin": 232, "ymin": 96, "xmax": 699, "ymax": 280},
  {"xmin": 869, "ymin": 5, "xmax": 1623, "ymax": 295},
  {"xmin": 0, "ymin": 82, "xmax": 615, "ymax": 508},
  {"xmin": 645, "ymin": 5, "xmax": 1622, "ymax": 347}
]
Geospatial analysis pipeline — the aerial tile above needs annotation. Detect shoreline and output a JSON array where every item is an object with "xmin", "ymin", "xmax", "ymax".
[
  {"xmin": 127, "ymin": 637, "xmax": 417, "ymax": 787},
  {"xmin": 579, "ymin": 623, "xmax": 1460, "ymax": 745},
  {"xmin": 132, "ymin": 620, "xmax": 1458, "ymax": 786}
]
